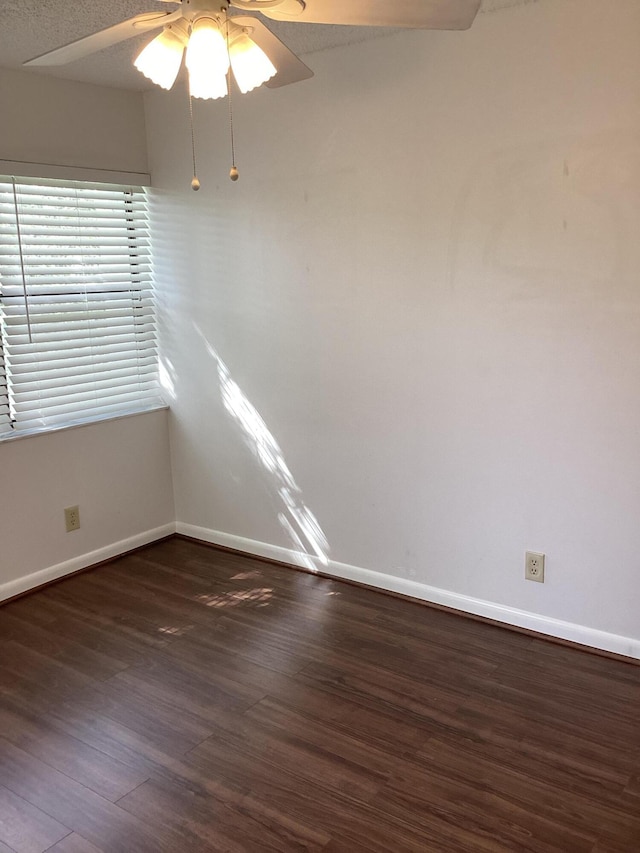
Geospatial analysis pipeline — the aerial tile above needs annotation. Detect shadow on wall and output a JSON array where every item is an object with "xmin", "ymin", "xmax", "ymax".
[{"xmin": 193, "ymin": 325, "xmax": 330, "ymax": 571}]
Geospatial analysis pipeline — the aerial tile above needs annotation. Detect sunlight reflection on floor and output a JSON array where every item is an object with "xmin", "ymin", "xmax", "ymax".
[
  {"xmin": 196, "ymin": 587, "xmax": 274, "ymax": 608},
  {"xmin": 157, "ymin": 624, "xmax": 195, "ymax": 636}
]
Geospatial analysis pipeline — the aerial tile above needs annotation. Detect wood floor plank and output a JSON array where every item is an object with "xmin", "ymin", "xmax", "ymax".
[
  {"xmin": 64, "ymin": 680, "xmax": 217, "ymax": 757},
  {"xmin": 370, "ymin": 761, "xmax": 596, "ymax": 853},
  {"xmin": 434, "ymin": 717, "xmax": 631, "ymax": 805},
  {"xmin": 189, "ymin": 706, "xmax": 383, "ymax": 804},
  {"xmin": 527, "ymin": 636, "xmax": 640, "ymax": 686},
  {"xmin": 1, "ymin": 596, "xmax": 57, "ymax": 628},
  {"xmin": 44, "ymin": 834, "xmax": 103, "ymax": 853},
  {"xmin": 117, "ymin": 776, "xmax": 323, "ymax": 853},
  {"xmin": 0, "ymin": 741, "xmax": 167, "ymax": 853},
  {"xmin": 414, "ymin": 737, "xmax": 640, "ymax": 846},
  {"xmin": 245, "ymin": 694, "xmax": 411, "ymax": 782},
  {"xmin": 624, "ymin": 774, "xmax": 640, "ymax": 797},
  {"xmin": 0, "ymin": 700, "xmax": 148, "ymax": 802},
  {"xmin": 0, "ymin": 643, "xmax": 97, "ymax": 700},
  {"xmin": 40, "ymin": 582, "xmax": 183, "ymax": 651},
  {"xmin": 2, "ymin": 537, "xmax": 639, "ymax": 851},
  {"xmin": 0, "ymin": 613, "xmax": 129, "ymax": 683},
  {"xmin": 452, "ymin": 685, "xmax": 640, "ymax": 757},
  {"xmin": 32, "ymin": 607, "xmax": 154, "ymax": 669},
  {"xmin": 297, "ymin": 658, "xmax": 467, "ymax": 735},
  {"xmin": 187, "ymin": 736, "xmax": 444, "ymax": 853},
  {"xmin": 169, "ymin": 611, "xmax": 315, "ymax": 676},
  {"xmin": 0, "ymin": 785, "xmax": 70, "ymax": 853},
  {"xmin": 110, "ymin": 643, "xmax": 270, "ymax": 711},
  {"xmin": 17, "ymin": 704, "xmax": 209, "ymax": 798}
]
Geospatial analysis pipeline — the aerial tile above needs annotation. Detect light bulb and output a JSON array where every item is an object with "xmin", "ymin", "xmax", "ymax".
[
  {"xmin": 229, "ymin": 33, "xmax": 276, "ymax": 94},
  {"xmin": 134, "ymin": 25, "xmax": 187, "ymax": 90},
  {"xmin": 186, "ymin": 17, "xmax": 229, "ymax": 100}
]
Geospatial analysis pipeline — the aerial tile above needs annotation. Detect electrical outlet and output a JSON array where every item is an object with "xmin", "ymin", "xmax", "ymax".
[
  {"xmin": 64, "ymin": 505, "xmax": 80, "ymax": 532},
  {"xmin": 525, "ymin": 551, "xmax": 545, "ymax": 583}
]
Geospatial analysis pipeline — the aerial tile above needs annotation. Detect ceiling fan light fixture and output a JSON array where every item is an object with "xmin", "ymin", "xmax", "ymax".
[
  {"xmin": 189, "ymin": 69, "xmax": 228, "ymax": 100},
  {"xmin": 186, "ymin": 16, "xmax": 230, "ymax": 100},
  {"xmin": 229, "ymin": 32, "xmax": 277, "ymax": 94},
  {"xmin": 134, "ymin": 22, "xmax": 188, "ymax": 90}
]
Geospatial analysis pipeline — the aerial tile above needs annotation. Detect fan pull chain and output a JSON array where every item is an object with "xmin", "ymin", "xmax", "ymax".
[
  {"xmin": 225, "ymin": 18, "xmax": 239, "ymax": 182},
  {"xmin": 227, "ymin": 76, "xmax": 238, "ymax": 182},
  {"xmin": 189, "ymin": 94, "xmax": 201, "ymax": 191}
]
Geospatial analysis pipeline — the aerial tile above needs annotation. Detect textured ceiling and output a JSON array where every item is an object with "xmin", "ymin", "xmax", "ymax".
[{"xmin": 0, "ymin": 0, "xmax": 538, "ymax": 91}]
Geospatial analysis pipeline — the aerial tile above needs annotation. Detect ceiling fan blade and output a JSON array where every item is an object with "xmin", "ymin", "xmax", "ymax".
[
  {"xmin": 23, "ymin": 11, "xmax": 182, "ymax": 67},
  {"xmin": 260, "ymin": 0, "xmax": 481, "ymax": 30},
  {"xmin": 231, "ymin": 16, "xmax": 313, "ymax": 88}
]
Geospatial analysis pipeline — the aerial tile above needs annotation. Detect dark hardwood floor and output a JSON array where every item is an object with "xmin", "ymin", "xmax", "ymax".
[{"xmin": 1, "ymin": 537, "xmax": 639, "ymax": 852}]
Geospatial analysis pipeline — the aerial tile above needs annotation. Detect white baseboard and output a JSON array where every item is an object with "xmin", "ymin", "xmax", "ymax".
[
  {"xmin": 177, "ymin": 523, "xmax": 640, "ymax": 661},
  {"xmin": 0, "ymin": 523, "xmax": 176, "ymax": 603}
]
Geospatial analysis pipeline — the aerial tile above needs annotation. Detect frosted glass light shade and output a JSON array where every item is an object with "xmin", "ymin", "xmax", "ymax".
[
  {"xmin": 189, "ymin": 69, "xmax": 228, "ymax": 100},
  {"xmin": 229, "ymin": 34, "xmax": 277, "ymax": 94},
  {"xmin": 134, "ymin": 28, "xmax": 186, "ymax": 90},
  {"xmin": 186, "ymin": 18, "xmax": 229, "ymax": 100}
]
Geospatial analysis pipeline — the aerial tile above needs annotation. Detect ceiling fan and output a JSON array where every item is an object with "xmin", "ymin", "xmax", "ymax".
[
  {"xmin": 24, "ymin": 1, "xmax": 482, "ymax": 93},
  {"xmin": 23, "ymin": 0, "xmax": 481, "ymax": 185}
]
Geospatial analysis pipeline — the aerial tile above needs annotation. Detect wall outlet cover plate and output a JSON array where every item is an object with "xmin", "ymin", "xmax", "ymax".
[
  {"xmin": 64, "ymin": 505, "xmax": 80, "ymax": 532},
  {"xmin": 525, "ymin": 551, "xmax": 545, "ymax": 583}
]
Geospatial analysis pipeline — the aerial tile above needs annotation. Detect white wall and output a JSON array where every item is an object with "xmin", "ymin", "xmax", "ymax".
[
  {"xmin": 0, "ymin": 71, "xmax": 174, "ymax": 598},
  {"xmin": 145, "ymin": 0, "xmax": 640, "ymax": 655},
  {"xmin": 0, "ymin": 67, "xmax": 148, "ymax": 176},
  {"xmin": 0, "ymin": 412, "xmax": 175, "ymax": 597}
]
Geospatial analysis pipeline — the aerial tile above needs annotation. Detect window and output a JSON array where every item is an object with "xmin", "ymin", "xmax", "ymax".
[{"xmin": 0, "ymin": 177, "xmax": 162, "ymax": 439}]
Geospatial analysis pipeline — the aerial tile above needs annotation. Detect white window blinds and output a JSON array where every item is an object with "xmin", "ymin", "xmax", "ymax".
[
  {"xmin": 0, "ymin": 314, "xmax": 8, "ymax": 433},
  {"xmin": 0, "ymin": 177, "xmax": 162, "ymax": 438}
]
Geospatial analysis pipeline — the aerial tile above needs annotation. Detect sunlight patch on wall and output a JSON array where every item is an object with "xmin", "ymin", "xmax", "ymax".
[
  {"xmin": 158, "ymin": 356, "xmax": 177, "ymax": 401},
  {"xmin": 195, "ymin": 326, "xmax": 330, "ymax": 570}
]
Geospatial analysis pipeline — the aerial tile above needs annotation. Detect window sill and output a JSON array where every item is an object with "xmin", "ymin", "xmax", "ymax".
[{"xmin": 0, "ymin": 403, "xmax": 169, "ymax": 444}]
